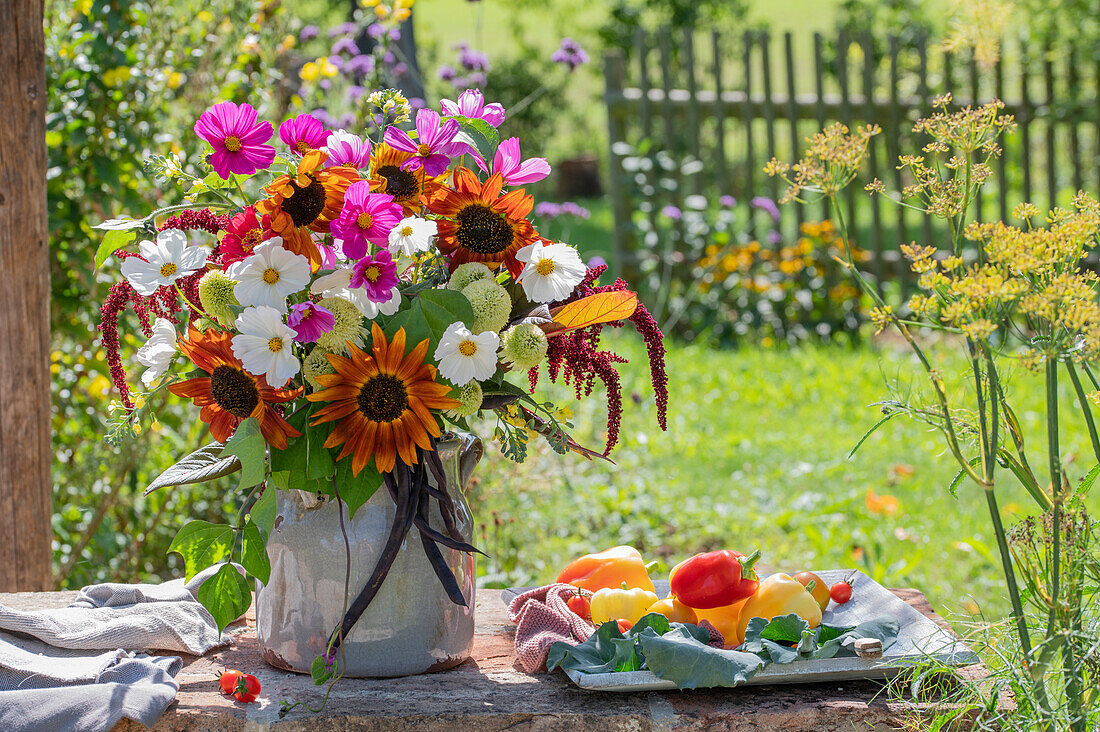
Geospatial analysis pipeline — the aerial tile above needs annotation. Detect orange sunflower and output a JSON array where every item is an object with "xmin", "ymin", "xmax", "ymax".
[
  {"xmin": 256, "ymin": 149, "xmax": 359, "ymax": 268},
  {"xmin": 168, "ymin": 327, "xmax": 303, "ymax": 449},
  {"xmin": 428, "ymin": 167, "xmax": 538, "ymax": 278},
  {"xmin": 307, "ymin": 323, "xmax": 459, "ymax": 476},
  {"xmin": 367, "ymin": 142, "xmax": 444, "ymax": 215}
]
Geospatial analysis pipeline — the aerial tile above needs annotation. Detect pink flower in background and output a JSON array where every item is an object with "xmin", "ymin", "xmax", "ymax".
[
  {"xmin": 440, "ymin": 88, "xmax": 505, "ymax": 128},
  {"xmin": 287, "ymin": 301, "xmax": 336, "ymax": 343},
  {"xmin": 279, "ymin": 113, "xmax": 331, "ymax": 156},
  {"xmin": 193, "ymin": 101, "xmax": 275, "ymax": 179},
  {"xmin": 551, "ymin": 38, "xmax": 589, "ymax": 71},
  {"xmin": 350, "ymin": 250, "xmax": 400, "ymax": 303},
  {"xmin": 383, "ymin": 108, "xmax": 460, "ymax": 176},
  {"xmin": 478, "ymin": 137, "xmax": 550, "ymax": 185},
  {"xmin": 331, "ymin": 182, "xmax": 403, "ymax": 259},
  {"xmin": 324, "ymin": 129, "xmax": 371, "ymax": 168}
]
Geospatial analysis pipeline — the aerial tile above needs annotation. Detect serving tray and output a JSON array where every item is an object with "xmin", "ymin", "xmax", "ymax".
[{"xmin": 503, "ymin": 569, "xmax": 976, "ymax": 691}]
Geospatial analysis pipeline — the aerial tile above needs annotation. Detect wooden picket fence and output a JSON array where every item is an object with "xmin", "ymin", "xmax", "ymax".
[{"xmin": 602, "ymin": 27, "xmax": 1100, "ymax": 292}]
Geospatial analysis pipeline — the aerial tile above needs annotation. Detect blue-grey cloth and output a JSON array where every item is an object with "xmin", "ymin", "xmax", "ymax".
[{"xmin": 0, "ymin": 564, "xmax": 242, "ymax": 732}]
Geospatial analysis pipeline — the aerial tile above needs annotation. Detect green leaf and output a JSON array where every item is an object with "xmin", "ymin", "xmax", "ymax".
[
  {"xmin": 196, "ymin": 563, "xmax": 252, "ymax": 633},
  {"xmin": 741, "ymin": 613, "xmax": 816, "ymax": 663},
  {"xmin": 168, "ymin": 520, "xmax": 234, "ymax": 582},
  {"xmin": 306, "ymin": 421, "xmax": 335, "ymax": 480},
  {"xmin": 310, "ymin": 655, "xmax": 333, "ymax": 685},
  {"xmin": 847, "ymin": 412, "xmax": 899, "ymax": 459},
  {"xmin": 249, "ymin": 486, "xmax": 277, "ymax": 539},
  {"xmin": 240, "ymin": 518, "xmax": 270, "ymax": 585},
  {"xmin": 144, "ymin": 442, "xmax": 240, "ymax": 495},
  {"xmin": 546, "ymin": 620, "xmax": 638, "ymax": 675},
  {"xmin": 334, "ymin": 456, "xmax": 383, "ymax": 518},
  {"xmin": 450, "ymin": 116, "xmax": 501, "ymax": 165},
  {"xmin": 220, "ymin": 417, "xmax": 267, "ymax": 490},
  {"xmin": 383, "ymin": 288, "xmax": 475, "ymax": 353},
  {"xmin": 1078, "ymin": 463, "xmax": 1100, "ymax": 495},
  {"xmin": 637, "ymin": 626, "xmax": 766, "ymax": 689},
  {"xmin": 812, "ymin": 616, "xmax": 899, "ymax": 660},
  {"xmin": 94, "ymin": 228, "xmax": 137, "ymax": 269}
]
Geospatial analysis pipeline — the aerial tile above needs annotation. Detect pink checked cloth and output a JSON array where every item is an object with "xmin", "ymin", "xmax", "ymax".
[
  {"xmin": 507, "ymin": 584, "xmax": 727, "ymax": 673},
  {"xmin": 508, "ymin": 584, "xmax": 594, "ymax": 672}
]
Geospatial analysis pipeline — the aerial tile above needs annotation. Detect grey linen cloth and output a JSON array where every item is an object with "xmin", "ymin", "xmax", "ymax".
[{"xmin": 0, "ymin": 564, "xmax": 243, "ymax": 732}]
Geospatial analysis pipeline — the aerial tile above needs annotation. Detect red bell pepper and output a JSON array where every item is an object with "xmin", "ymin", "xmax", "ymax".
[{"xmin": 668, "ymin": 549, "xmax": 761, "ymax": 609}]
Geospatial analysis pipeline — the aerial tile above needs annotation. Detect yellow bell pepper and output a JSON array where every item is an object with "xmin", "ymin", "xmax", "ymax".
[
  {"xmin": 590, "ymin": 585, "xmax": 659, "ymax": 626},
  {"xmin": 736, "ymin": 573, "xmax": 823, "ymax": 642},
  {"xmin": 692, "ymin": 598, "xmax": 749, "ymax": 647},
  {"xmin": 557, "ymin": 545, "xmax": 656, "ymax": 593},
  {"xmin": 647, "ymin": 597, "xmax": 698, "ymax": 625}
]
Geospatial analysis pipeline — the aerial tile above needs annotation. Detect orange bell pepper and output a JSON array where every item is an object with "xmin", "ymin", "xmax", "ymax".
[
  {"xmin": 557, "ymin": 545, "xmax": 656, "ymax": 593},
  {"xmin": 691, "ymin": 598, "xmax": 749, "ymax": 647}
]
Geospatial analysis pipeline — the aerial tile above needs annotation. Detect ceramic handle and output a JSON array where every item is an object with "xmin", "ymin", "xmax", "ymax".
[{"xmin": 457, "ymin": 433, "xmax": 483, "ymax": 491}]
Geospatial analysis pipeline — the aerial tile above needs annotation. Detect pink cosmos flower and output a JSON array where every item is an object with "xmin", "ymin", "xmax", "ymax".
[
  {"xmin": 193, "ymin": 101, "xmax": 276, "ymax": 179},
  {"xmin": 350, "ymin": 250, "xmax": 400, "ymax": 303},
  {"xmin": 477, "ymin": 137, "xmax": 551, "ymax": 185},
  {"xmin": 323, "ymin": 129, "xmax": 371, "ymax": 169},
  {"xmin": 331, "ymin": 182, "xmax": 403, "ymax": 259},
  {"xmin": 382, "ymin": 108, "xmax": 460, "ymax": 177},
  {"xmin": 279, "ymin": 113, "xmax": 332, "ymax": 156},
  {"xmin": 440, "ymin": 89, "xmax": 505, "ymax": 127},
  {"xmin": 287, "ymin": 301, "xmax": 336, "ymax": 343}
]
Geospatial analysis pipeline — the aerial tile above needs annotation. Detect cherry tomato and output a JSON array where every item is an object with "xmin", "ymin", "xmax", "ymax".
[
  {"xmin": 567, "ymin": 594, "xmax": 591, "ymax": 621},
  {"xmin": 830, "ymin": 580, "xmax": 853, "ymax": 604},
  {"xmin": 218, "ymin": 670, "xmax": 243, "ymax": 695},
  {"xmin": 793, "ymin": 572, "xmax": 831, "ymax": 612},
  {"xmin": 616, "ymin": 619, "xmax": 633, "ymax": 633},
  {"xmin": 232, "ymin": 673, "xmax": 261, "ymax": 703}
]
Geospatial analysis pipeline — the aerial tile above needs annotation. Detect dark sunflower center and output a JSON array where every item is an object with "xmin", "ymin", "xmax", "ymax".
[
  {"xmin": 282, "ymin": 176, "xmax": 327, "ymax": 227},
  {"xmin": 376, "ymin": 164, "xmax": 418, "ymax": 201},
  {"xmin": 455, "ymin": 204, "xmax": 513, "ymax": 255},
  {"xmin": 357, "ymin": 373, "xmax": 409, "ymax": 422},
  {"xmin": 209, "ymin": 365, "xmax": 260, "ymax": 418}
]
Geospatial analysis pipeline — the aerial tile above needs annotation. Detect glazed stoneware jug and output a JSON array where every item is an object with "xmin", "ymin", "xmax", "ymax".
[{"xmin": 255, "ymin": 433, "xmax": 482, "ymax": 677}]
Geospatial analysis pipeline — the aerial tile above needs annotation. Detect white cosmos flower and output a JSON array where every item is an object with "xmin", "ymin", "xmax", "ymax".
[
  {"xmin": 310, "ymin": 266, "xmax": 402, "ymax": 318},
  {"xmin": 515, "ymin": 240, "xmax": 587, "ymax": 303},
  {"xmin": 120, "ymin": 229, "xmax": 209, "ymax": 296},
  {"xmin": 228, "ymin": 239, "xmax": 311, "ymax": 311},
  {"xmin": 387, "ymin": 216, "xmax": 437, "ymax": 257},
  {"xmin": 231, "ymin": 306, "xmax": 300, "ymax": 386},
  {"xmin": 434, "ymin": 322, "xmax": 500, "ymax": 385},
  {"xmin": 135, "ymin": 318, "xmax": 177, "ymax": 387}
]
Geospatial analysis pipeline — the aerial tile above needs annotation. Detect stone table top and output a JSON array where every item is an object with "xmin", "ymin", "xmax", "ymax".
[{"xmin": 0, "ymin": 588, "xmax": 983, "ymax": 731}]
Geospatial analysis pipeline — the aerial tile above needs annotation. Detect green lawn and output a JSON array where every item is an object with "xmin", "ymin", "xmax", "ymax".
[{"xmin": 470, "ymin": 334, "xmax": 1100, "ymax": 623}]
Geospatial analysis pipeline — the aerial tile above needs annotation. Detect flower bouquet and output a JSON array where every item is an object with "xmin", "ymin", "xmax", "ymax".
[{"xmin": 94, "ymin": 88, "xmax": 668, "ymax": 678}]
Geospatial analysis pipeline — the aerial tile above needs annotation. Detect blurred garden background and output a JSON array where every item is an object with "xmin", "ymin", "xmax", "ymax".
[{"xmin": 49, "ymin": 0, "xmax": 1100, "ymax": 631}]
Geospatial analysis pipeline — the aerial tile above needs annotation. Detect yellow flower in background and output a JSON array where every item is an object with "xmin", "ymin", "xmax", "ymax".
[
  {"xmin": 319, "ymin": 57, "xmax": 338, "ymax": 78},
  {"xmin": 866, "ymin": 488, "xmax": 901, "ymax": 516},
  {"xmin": 277, "ymin": 34, "xmax": 296, "ymax": 53},
  {"xmin": 300, "ymin": 61, "xmax": 319, "ymax": 81},
  {"xmin": 362, "ymin": 0, "xmax": 381, "ymax": 6},
  {"xmin": 196, "ymin": 10, "xmax": 213, "ymax": 23},
  {"xmin": 374, "ymin": 4, "xmax": 389, "ymax": 18},
  {"xmin": 393, "ymin": 7, "xmax": 410, "ymax": 21},
  {"xmin": 166, "ymin": 71, "xmax": 183, "ymax": 89},
  {"xmin": 74, "ymin": 0, "xmax": 92, "ymax": 16},
  {"xmin": 103, "ymin": 66, "xmax": 132, "ymax": 87}
]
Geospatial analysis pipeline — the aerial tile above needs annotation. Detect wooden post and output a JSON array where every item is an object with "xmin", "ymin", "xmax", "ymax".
[{"xmin": 0, "ymin": 0, "xmax": 53, "ymax": 591}]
